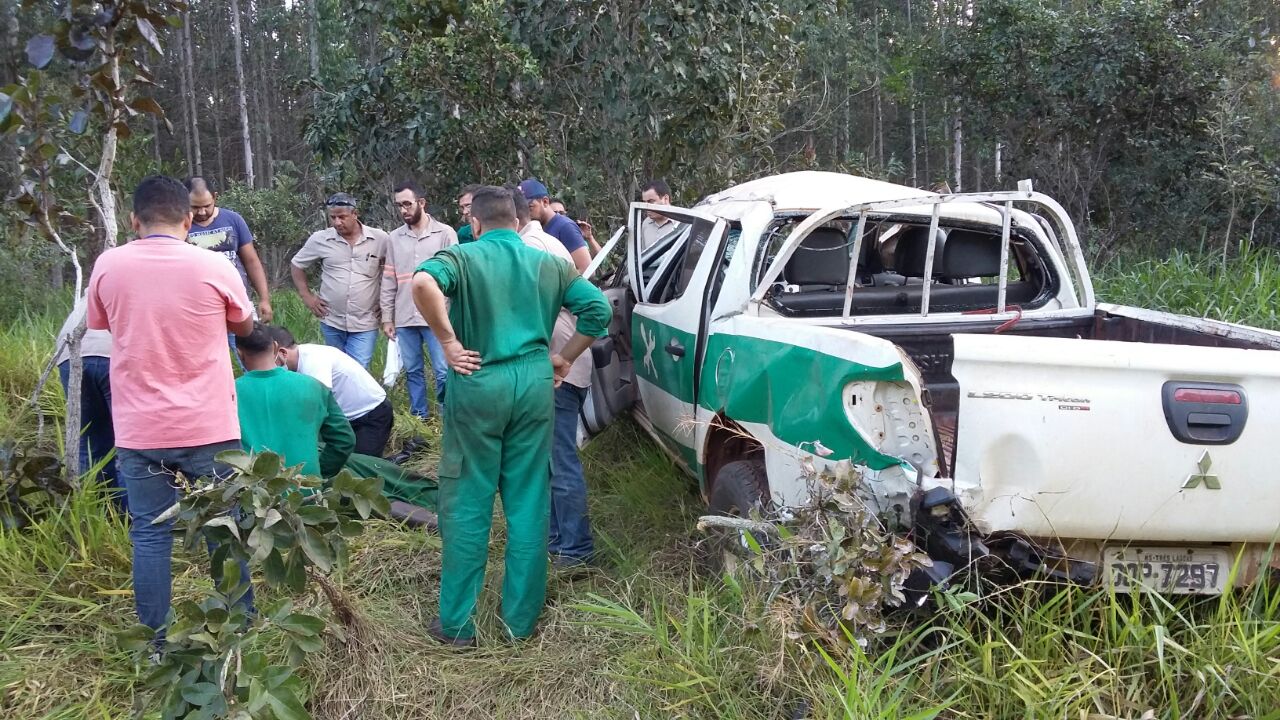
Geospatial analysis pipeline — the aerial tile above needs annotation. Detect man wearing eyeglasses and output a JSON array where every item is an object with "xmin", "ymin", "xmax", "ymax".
[
  {"xmin": 456, "ymin": 184, "xmax": 479, "ymax": 244},
  {"xmin": 382, "ymin": 180, "xmax": 458, "ymax": 420}
]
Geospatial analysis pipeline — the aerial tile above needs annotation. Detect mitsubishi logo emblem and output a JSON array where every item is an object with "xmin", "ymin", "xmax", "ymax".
[{"xmin": 1182, "ymin": 451, "xmax": 1221, "ymax": 490}]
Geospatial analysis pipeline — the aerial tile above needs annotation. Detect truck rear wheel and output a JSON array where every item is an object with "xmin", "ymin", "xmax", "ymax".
[
  {"xmin": 704, "ymin": 459, "xmax": 771, "ymax": 569},
  {"xmin": 708, "ymin": 459, "xmax": 769, "ymax": 517}
]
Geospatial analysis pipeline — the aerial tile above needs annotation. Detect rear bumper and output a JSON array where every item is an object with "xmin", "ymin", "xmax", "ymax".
[{"xmin": 1053, "ymin": 538, "xmax": 1280, "ymax": 588}]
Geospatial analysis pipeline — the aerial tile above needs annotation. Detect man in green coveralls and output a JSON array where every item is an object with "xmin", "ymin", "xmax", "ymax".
[{"xmin": 412, "ymin": 185, "xmax": 611, "ymax": 645}]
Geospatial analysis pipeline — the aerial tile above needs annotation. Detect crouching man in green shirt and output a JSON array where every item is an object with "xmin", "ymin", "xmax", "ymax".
[
  {"xmin": 236, "ymin": 323, "xmax": 439, "ymax": 521},
  {"xmin": 235, "ymin": 322, "xmax": 355, "ymax": 479},
  {"xmin": 412, "ymin": 185, "xmax": 611, "ymax": 646}
]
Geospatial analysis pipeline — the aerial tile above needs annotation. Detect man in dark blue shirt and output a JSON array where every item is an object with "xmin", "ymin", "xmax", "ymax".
[{"xmin": 519, "ymin": 178, "xmax": 590, "ymax": 272}]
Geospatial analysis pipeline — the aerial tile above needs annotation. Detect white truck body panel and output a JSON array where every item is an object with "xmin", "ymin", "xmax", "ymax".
[{"xmin": 951, "ymin": 333, "xmax": 1280, "ymax": 542}]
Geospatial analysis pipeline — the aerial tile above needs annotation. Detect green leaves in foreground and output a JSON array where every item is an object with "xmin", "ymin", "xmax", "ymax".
[{"xmin": 119, "ymin": 451, "xmax": 388, "ymax": 719}]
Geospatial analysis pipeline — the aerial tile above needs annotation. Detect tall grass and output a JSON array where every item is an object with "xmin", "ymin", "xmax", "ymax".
[
  {"xmin": 1094, "ymin": 247, "xmax": 1280, "ymax": 330},
  {"xmin": 2, "ymin": 265, "xmax": 1278, "ymax": 718}
]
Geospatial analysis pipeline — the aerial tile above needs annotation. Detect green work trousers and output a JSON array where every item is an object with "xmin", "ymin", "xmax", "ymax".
[{"xmin": 436, "ymin": 356, "xmax": 555, "ymax": 640}]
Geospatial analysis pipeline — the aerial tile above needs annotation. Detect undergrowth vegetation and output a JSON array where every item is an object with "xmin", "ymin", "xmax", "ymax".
[{"xmin": 1, "ymin": 257, "xmax": 1278, "ymax": 718}]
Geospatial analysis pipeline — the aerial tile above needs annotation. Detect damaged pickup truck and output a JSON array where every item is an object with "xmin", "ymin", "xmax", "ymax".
[{"xmin": 581, "ymin": 170, "xmax": 1280, "ymax": 594}]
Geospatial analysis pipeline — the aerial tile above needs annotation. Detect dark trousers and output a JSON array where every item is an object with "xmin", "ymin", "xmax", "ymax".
[
  {"xmin": 116, "ymin": 440, "xmax": 253, "ymax": 633},
  {"xmin": 350, "ymin": 399, "xmax": 394, "ymax": 456},
  {"xmin": 58, "ymin": 357, "xmax": 121, "ymax": 507}
]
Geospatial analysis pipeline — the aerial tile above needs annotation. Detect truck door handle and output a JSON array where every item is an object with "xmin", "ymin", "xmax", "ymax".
[{"xmin": 665, "ymin": 339, "xmax": 686, "ymax": 358}]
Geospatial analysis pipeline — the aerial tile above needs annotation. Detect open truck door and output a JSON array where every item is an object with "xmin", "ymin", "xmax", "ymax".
[
  {"xmin": 622, "ymin": 203, "xmax": 731, "ymax": 472},
  {"xmin": 581, "ymin": 228, "xmax": 636, "ymax": 437}
]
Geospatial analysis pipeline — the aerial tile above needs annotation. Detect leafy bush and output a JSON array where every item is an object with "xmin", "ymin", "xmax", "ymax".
[
  {"xmin": 701, "ymin": 459, "xmax": 933, "ymax": 643},
  {"xmin": 219, "ymin": 176, "xmax": 318, "ymax": 288},
  {"xmin": 119, "ymin": 450, "xmax": 389, "ymax": 720}
]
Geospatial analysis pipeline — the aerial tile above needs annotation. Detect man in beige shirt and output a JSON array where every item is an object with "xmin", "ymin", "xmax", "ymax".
[
  {"xmin": 382, "ymin": 180, "xmax": 458, "ymax": 420},
  {"xmin": 639, "ymin": 179, "xmax": 676, "ymax": 251},
  {"xmin": 512, "ymin": 186, "xmax": 596, "ymax": 567},
  {"xmin": 290, "ymin": 192, "xmax": 388, "ymax": 368}
]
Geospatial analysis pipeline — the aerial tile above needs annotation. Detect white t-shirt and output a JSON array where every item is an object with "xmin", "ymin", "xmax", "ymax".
[
  {"xmin": 296, "ymin": 343, "xmax": 386, "ymax": 419},
  {"xmin": 519, "ymin": 222, "xmax": 593, "ymax": 389}
]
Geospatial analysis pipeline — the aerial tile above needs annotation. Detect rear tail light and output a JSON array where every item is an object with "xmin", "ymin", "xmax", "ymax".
[
  {"xmin": 1173, "ymin": 388, "xmax": 1242, "ymax": 405},
  {"xmin": 1163, "ymin": 382, "xmax": 1248, "ymax": 445}
]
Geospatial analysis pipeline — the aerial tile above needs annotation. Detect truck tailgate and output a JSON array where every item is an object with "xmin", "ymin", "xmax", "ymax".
[{"xmin": 949, "ymin": 333, "xmax": 1280, "ymax": 543}]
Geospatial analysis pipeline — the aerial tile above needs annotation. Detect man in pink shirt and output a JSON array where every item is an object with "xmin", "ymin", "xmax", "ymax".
[{"xmin": 87, "ymin": 175, "xmax": 255, "ymax": 635}]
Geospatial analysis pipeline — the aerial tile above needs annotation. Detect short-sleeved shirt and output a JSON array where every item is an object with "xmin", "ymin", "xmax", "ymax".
[
  {"xmin": 542, "ymin": 213, "xmax": 587, "ymax": 255},
  {"xmin": 291, "ymin": 225, "xmax": 388, "ymax": 332},
  {"xmin": 381, "ymin": 217, "xmax": 457, "ymax": 328},
  {"xmin": 54, "ymin": 298, "xmax": 112, "ymax": 364},
  {"xmin": 87, "ymin": 235, "xmax": 253, "ymax": 449},
  {"xmin": 415, "ymin": 228, "xmax": 611, "ymax": 368},
  {"xmin": 188, "ymin": 207, "xmax": 254, "ymax": 292},
  {"xmin": 295, "ymin": 343, "xmax": 387, "ymax": 419},
  {"xmin": 518, "ymin": 221, "xmax": 592, "ymax": 389},
  {"xmin": 640, "ymin": 215, "xmax": 677, "ymax": 251}
]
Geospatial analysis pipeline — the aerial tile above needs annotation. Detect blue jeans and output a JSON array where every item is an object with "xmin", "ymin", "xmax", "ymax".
[
  {"xmin": 319, "ymin": 323, "xmax": 378, "ymax": 369},
  {"xmin": 397, "ymin": 325, "xmax": 447, "ymax": 419},
  {"xmin": 549, "ymin": 384, "xmax": 594, "ymax": 561},
  {"xmin": 117, "ymin": 440, "xmax": 253, "ymax": 633},
  {"xmin": 228, "ymin": 333, "xmax": 244, "ymax": 372},
  {"xmin": 58, "ymin": 357, "xmax": 120, "ymax": 506}
]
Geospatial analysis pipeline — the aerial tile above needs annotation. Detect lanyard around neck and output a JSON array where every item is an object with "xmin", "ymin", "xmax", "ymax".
[{"xmin": 140, "ymin": 233, "xmax": 182, "ymax": 241}]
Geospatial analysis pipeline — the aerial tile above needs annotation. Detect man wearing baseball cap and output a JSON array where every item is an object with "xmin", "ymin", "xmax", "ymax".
[
  {"xmin": 290, "ymin": 192, "xmax": 390, "ymax": 368},
  {"xmin": 518, "ymin": 178, "xmax": 591, "ymax": 272}
]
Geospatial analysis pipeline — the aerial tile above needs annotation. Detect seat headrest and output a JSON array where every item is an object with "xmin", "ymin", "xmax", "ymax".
[
  {"xmin": 893, "ymin": 226, "xmax": 947, "ymax": 277},
  {"xmin": 940, "ymin": 229, "xmax": 1004, "ymax": 278},
  {"xmin": 783, "ymin": 227, "xmax": 851, "ymax": 287}
]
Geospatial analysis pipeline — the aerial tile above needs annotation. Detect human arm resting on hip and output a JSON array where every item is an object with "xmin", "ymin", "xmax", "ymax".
[{"xmin": 411, "ymin": 269, "xmax": 480, "ymax": 375}]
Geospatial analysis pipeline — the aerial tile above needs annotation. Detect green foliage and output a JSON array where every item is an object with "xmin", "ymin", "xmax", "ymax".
[
  {"xmin": 306, "ymin": 0, "xmax": 801, "ymax": 226},
  {"xmin": 120, "ymin": 450, "xmax": 389, "ymax": 719},
  {"xmin": 4, "ymin": 0, "xmax": 183, "ymax": 237},
  {"xmin": 934, "ymin": 0, "xmax": 1280, "ymax": 249},
  {"xmin": 219, "ymin": 176, "xmax": 315, "ymax": 286},
  {"xmin": 706, "ymin": 459, "xmax": 932, "ymax": 643},
  {"xmin": 1095, "ymin": 247, "xmax": 1280, "ymax": 330},
  {"xmin": 0, "ymin": 441, "xmax": 70, "ymax": 531}
]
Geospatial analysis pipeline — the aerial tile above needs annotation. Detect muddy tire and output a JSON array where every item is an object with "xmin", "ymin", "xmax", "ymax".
[{"xmin": 702, "ymin": 459, "xmax": 770, "ymax": 571}]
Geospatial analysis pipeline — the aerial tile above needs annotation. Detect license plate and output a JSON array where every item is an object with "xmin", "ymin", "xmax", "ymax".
[{"xmin": 1103, "ymin": 546, "xmax": 1230, "ymax": 594}]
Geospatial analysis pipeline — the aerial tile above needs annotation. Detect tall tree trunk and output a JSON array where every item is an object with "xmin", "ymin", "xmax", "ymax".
[
  {"xmin": 253, "ymin": 1, "xmax": 276, "ymax": 186},
  {"xmin": 308, "ymin": 0, "xmax": 320, "ymax": 80},
  {"xmin": 952, "ymin": 105, "xmax": 963, "ymax": 192},
  {"xmin": 182, "ymin": 10, "xmax": 203, "ymax": 175},
  {"xmin": 213, "ymin": 92, "xmax": 226, "ymax": 184},
  {"xmin": 873, "ymin": 7, "xmax": 884, "ymax": 171},
  {"xmin": 230, "ymin": 0, "xmax": 255, "ymax": 187},
  {"xmin": 922, "ymin": 102, "xmax": 930, "ymax": 183},
  {"xmin": 907, "ymin": 0, "xmax": 918, "ymax": 186},
  {"xmin": 994, "ymin": 141, "xmax": 1003, "ymax": 185},
  {"xmin": 175, "ymin": 24, "xmax": 194, "ymax": 171}
]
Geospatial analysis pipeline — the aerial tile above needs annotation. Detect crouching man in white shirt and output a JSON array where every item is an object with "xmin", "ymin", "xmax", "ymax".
[{"xmin": 270, "ymin": 325, "xmax": 394, "ymax": 457}]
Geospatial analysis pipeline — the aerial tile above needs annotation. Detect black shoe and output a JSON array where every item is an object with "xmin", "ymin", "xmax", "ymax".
[
  {"xmin": 403, "ymin": 436, "xmax": 431, "ymax": 454},
  {"xmin": 550, "ymin": 554, "xmax": 593, "ymax": 575},
  {"xmin": 427, "ymin": 618, "xmax": 476, "ymax": 648}
]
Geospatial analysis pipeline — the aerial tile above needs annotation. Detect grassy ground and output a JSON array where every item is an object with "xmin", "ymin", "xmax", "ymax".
[{"xmin": 2, "ymin": 257, "xmax": 1279, "ymax": 719}]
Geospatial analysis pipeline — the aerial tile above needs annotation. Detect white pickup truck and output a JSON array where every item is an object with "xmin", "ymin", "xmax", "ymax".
[{"xmin": 581, "ymin": 171, "xmax": 1280, "ymax": 594}]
